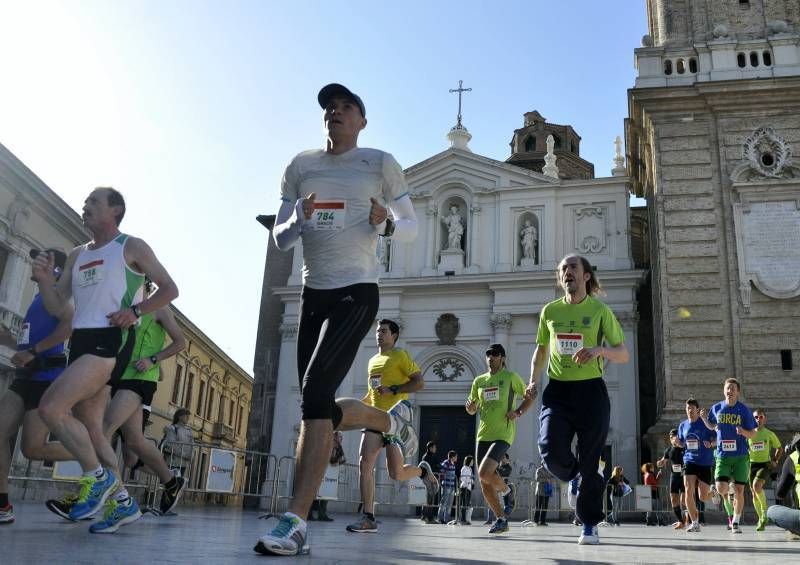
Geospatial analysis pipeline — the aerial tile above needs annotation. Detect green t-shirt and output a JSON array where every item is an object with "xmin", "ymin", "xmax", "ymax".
[
  {"xmin": 536, "ymin": 295, "xmax": 625, "ymax": 382},
  {"xmin": 121, "ymin": 313, "xmax": 165, "ymax": 383},
  {"xmin": 468, "ymin": 368, "xmax": 526, "ymax": 444},
  {"xmin": 749, "ymin": 427, "xmax": 781, "ymax": 463}
]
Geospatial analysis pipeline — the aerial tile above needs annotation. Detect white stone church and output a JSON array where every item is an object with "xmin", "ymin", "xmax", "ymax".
[{"xmin": 256, "ymin": 109, "xmax": 645, "ymax": 493}]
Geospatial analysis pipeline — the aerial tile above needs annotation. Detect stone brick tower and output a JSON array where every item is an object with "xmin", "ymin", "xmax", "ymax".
[{"xmin": 626, "ymin": 0, "xmax": 800, "ymax": 457}]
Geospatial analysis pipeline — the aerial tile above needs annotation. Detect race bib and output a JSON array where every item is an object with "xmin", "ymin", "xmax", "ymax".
[
  {"xmin": 483, "ymin": 386, "xmax": 499, "ymax": 402},
  {"xmin": 751, "ymin": 441, "xmax": 765, "ymax": 452},
  {"xmin": 77, "ymin": 260, "xmax": 105, "ymax": 287},
  {"xmin": 312, "ymin": 201, "xmax": 346, "ymax": 230},
  {"xmin": 685, "ymin": 439, "xmax": 699, "ymax": 451},
  {"xmin": 17, "ymin": 322, "xmax": 30, "ymax": 346},
  {"xmin": 721, "ymin": 439, "xmax": 737, "ymax": 452},
  {"xmin": 672, "ymin": 464, "xmax": 682, "ymax": 473},
  {"xmin": 369, "ymin": 375, "xmax": 381, "ymax": 390},
  {"xmin": 555, "ymin": 333, "xmax": 583, "ymax": 356}
]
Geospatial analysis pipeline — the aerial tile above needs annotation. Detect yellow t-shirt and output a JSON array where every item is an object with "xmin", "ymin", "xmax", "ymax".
[{"xmin": 366, "ymin": 348, "xmax": 421, "ymax": 411}]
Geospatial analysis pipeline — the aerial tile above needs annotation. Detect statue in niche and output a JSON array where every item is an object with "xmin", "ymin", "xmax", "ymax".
[
  {"xmin": 520, "ymin": 220, "xmax": 537, "ymax": 261},
  {"xmin": 441, "ymin": 204, "xmax": 464, "ymax": 251}
]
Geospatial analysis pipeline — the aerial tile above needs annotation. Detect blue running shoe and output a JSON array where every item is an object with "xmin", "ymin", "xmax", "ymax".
[
  {"xmin": 89, "ymin": 498, "xmax": 142, "ymax": 534},
  {"xmin": 488, "ymin": 517, "xmax": 509, "ymax": 534},
  {"xmin": 68, "ymin": 469, "xmax": 119, "ymax": 521},
  {"xmin": 502, "ymin": 484, "xmax": 516, "ymax": 516},
  {"xmin": 578, "ymin": 524, "xmax": 599, "ymax": 545},
  {"xmin": 567, "ymin": 476, "xmax": 580, "ymax": 509}
]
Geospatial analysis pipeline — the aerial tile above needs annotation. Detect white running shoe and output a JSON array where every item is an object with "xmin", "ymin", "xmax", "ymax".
[
  {"xmin": 687, "ymin": 522, "xmax": 701, "ymax": 533},
  {"xmin": 578, "ymin": 525, "xmax": 599, "ymax": 545},
  {"xmin": 388, "ymin": 400, "xmax": 418, "ymax": 459},
  {"xmin": 254, "ymin": 513, "xmax": 309, "ymax": 556}
]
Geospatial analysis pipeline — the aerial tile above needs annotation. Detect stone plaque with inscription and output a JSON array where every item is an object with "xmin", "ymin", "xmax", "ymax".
[{"xmin": 733, "ymin": 199, "xmax": 800, "ymax": 309}]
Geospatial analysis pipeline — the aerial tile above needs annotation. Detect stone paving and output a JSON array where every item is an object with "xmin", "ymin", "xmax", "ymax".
[{"xmin": 1, "ymin": 502, "xmax": 798, "ymax": 564}]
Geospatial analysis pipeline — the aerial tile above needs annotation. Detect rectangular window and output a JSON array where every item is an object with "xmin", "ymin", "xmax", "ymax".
[
  {"xmin": 218, "ymin": 395, "xmax": 225, "ymax": 423},
  {"xmin": 237, "ymin": 405, "xmax": 244, "ymax": 435},
  {"xmin": 196, "ymin": 381, "xmax": 206, "ymax": 416},
  {"xmin": 171, "ymin": 364, "xmax": 183, "ymax": 404},
  {"xmin": 206, "ymin": 387, "xmax": 215, "ymax": 420},
  {"xmin": 781, "ymin": 350, "xmax": 793, "ymax": 371},
  {"xmin": 0, "ymin": 245, "xmax": 9, "ymax": 289},
  {"xmin": 185, "ymin": 373, "xmax": 195, "ymax": 410},
  {"xmin": 229, "ymin": 399, "xmax": 235, "ymax": 426}
]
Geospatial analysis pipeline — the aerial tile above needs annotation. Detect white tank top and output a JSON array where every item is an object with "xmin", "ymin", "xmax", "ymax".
[{"xmin": 71, "ymin": 234, "xmax": 145, "ymax": 329}]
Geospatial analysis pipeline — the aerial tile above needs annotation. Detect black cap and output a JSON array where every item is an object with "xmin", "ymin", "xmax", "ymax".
[
  {"xmin": 318, "ymin": 83, "xmax": 366, "ymax": 117},
  {"xmin": 30, "ymin": 248, "xmax": 67, "ymax": 271},
  {"xmin": 485, "ymin": 343, "xmax": 506, "ymax": 357},
  {"xmin": 669, "ymin": 428, "xmax": 678, "ymax": 436}
]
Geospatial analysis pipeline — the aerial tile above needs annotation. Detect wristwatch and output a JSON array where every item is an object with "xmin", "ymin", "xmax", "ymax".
[
  {"xmin": 383, "ymin": 218, "xmax": 395, "ymax": 237},
  {"xmin": 131, "ymin": 304, "xmax": 142, "ymax": 318},
  {"xmin": 515, "ymin": 408, "xmax": 523, "ymax": 417},
  {"xmin": 149, "ymin": 355, "xmax": 158, "ymax": 365}
]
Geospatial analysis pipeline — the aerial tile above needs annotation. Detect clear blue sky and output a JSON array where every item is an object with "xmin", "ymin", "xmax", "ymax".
[{"xmin": 0, "ymin": 1, "xmax": 648, "ymax": 374}]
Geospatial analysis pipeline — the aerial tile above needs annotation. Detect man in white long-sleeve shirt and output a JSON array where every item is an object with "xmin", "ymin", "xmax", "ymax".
[{"xmin": 255, "ymin": 83, "xmax": 419, "ymax": 557}]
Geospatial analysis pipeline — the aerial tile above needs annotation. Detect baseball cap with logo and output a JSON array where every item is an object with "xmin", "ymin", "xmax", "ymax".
[{"xmin": 317, "ymin": 83, "xmax": 366, "ymax": 117}]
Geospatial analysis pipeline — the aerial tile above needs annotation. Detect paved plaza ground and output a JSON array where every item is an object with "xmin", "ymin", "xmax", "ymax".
[{"xmin": 2, "ymin": 502, "xmax": 798, "ymax": 564}]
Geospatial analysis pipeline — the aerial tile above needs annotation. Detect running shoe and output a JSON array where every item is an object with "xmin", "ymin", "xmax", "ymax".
[
  {"xmin": 89, "ymin": 498, "xmax": 142, "ymax": 534},
  {"xmin": 502, "ymin": 484, "xmax": 516, "ymax": 516},
  {"xmin": 673, "ymin": 521, "xmax": 684, "ymax": 529},
  {"xmin": 726, "ymin": 516, "xmax": 733, "ymax": 530},
  {"xmin": 46, "ymin": 493, "xmax": 79, "ymax": 520},
  {"xmin": 254, "ymin": 513, "xmax": 308, "ymax": 556},
  {"xmin": 567, "ymin": 476, "xmax": 580, "ymax": 509},
  {"xmin": 158, "ymin": 474, "xmax": 186, "ymax": 515},
  {"xmin": 346, "ymin": 514, "xmax": 377, "ymax": 533},
  {"xmin": 488, "ymin": 517, "xmax": 508, "ymax": 534},
  {"xmin": 68, "ymin": 470, "xmax": 119, "ymax": 521},
  {"xmin": 578, "ymin": 524, "xmax": 599, "ymax": 545},
  {"xmin": 418, "ymin": 461, "xmax": 440, "ymax": 496},
  {"xmin": 387, "ymin": 400, "xmax": 417, "ymax": 459},
  {"xmin": 0, "ymin": 504, "xmax": 14, "ymax": 524},
  {"xmin": 756, "ymin": 517, "xmax": 767, "ymax": 532},
  {"xmin": 731, "ymin": 522, "xmax": 742, "ymax": 534},
  {"xmin": 686, "ymin": 522, "xmax": 701, "ymax": 533}
]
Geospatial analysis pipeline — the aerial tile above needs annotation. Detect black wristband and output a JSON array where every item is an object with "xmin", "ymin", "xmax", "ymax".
[
  {"xmin": 131, "ymin": 304, "xmax": 142, "ymax": 318},
  {"xmin": 149, "ymin": 355, "xmax": 158, "ymax": 365}
]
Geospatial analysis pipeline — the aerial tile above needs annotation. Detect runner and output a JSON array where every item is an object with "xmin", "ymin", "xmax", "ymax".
[
  {"xmin": 254, "ymin": 83, "xmax": 419, "ymax": 556},
  {"xmin": 675, "ymin": 398, "xmax": 716, "ymax": 532},
  {"xmin": 33, "ymin": 187, "xmax": 179, "ymax": 533},
  {"xmin": 656, "ymin": 429, "xmax": 686, "ymax": 529},
  {"xmin": 465, "ymin": 343, "xmax": 531, "ymax": 534},
  {"xmin": 103, "ymin": 278, "xmax": 187, "ymax": 515},
  {"xmin": 0, "ymin": 249, "xmax": 72, "ymax": 524},
  {"xmin": 748, "ymin": 409, "xmax": 783, "ymax": 531},
  {"xmin": 699, "ymin": 378, "xmax": 758, "ymax": 534},
  {"xmin": 526, "ymin": 254, "xmax": 629, "ymax": 545},
  {"xmin": 346, "ymin": 319, "xmax": 437, "ymax": 533}
]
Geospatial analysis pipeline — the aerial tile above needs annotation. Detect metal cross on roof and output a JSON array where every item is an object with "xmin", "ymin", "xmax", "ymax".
[{"xmin": 449, "ymin": 80, "xmax": 472, "ymax": 128}]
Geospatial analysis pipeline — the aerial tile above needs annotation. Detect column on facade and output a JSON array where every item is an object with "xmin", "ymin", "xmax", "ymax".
[
  {"xmin": 468, "ymin": 205, "xmax": 481, "ymax": 271},
  {"xmin": 489, "ymin": 313, "xmax": 513, "ymax": 349},
  {"xmin": 423, "ymin": 204, "xmax": 437, "ymax": 274}
]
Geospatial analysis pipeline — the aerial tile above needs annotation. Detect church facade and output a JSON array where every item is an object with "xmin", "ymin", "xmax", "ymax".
[
  {"xmin": 626, "ymin": 0, "xmax": 800, "ymax": 453},
  {"xmin": 255, "ymin": 114, "xmax": 644, "ymax": 499}
]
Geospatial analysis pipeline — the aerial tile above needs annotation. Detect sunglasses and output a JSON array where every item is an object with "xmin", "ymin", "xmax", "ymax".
[{"xmin": 486, "ymin": 352, "xmax": 502, "ymax": 357}]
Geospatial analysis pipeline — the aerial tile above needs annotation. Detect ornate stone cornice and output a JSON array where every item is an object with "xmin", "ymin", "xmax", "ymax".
[
  {"xmin": 279, "ymin": 323, "xmax": 298, "ymax": 338},
  {"xmin": 489, "ymin": 312, "xmax": 513, "ymax": 331}
]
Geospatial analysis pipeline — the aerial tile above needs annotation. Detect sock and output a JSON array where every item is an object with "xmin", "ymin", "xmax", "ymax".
[
  {"xmin": 365, "ymin": 512, "xmax": 375, "ymax": 521},
  {"xmin": 756, "ymin": 491, "xmax": 767, "ymax": 519},
  {"xmin": 164, "ymin": 476, "xmax": 178, "ymax": 489},
  {"xmin": 582, "ymin": 523, "xmax": 594, "ymax": 536},
  {"xmin": 387, "ymin": 414, "xmax": 398, "ymax": 436},
  {"xmin": 113, "ymin": 488, "xmax": 130, "ymax": 502},
  {"xmin": 0, "ymin": 493, "xmax": 8, "ymax": 507},
  {"xmin": 723, "ymin": 497, "xmax": 734, "ymax": 516},
  {"xmin": 733, "ymin": 513, "xmax": 741, "ymax": 524},
  {"xmin": 83, "ymin": 465, "xmax": 104, "ymax": 479},
  {"xmin": 673, "ymin": 506, "xmax": 682, "ymax": 522},
  {"xmin": 285, "ymin": 511, "xmax": 305, "ymax": 525}
]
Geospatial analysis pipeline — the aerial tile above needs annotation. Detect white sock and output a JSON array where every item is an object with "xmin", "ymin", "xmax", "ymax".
[
  {"xmin": 387, "ymin": 414, "xmax": 398, "ymax": 436},
  {"xmin": 285, "ymin": 512, "xmax": 306, "ymax": 527},
  {"xmin": 113, "ymin": 488, "xmax": 130, "ymax": 502},
  {"xmin": 83, "ymin": 465, "xmax": 103, "ymax": 478},
  {"xmin": 733, "ymin": 513, "xmax": 741, "ymax": 524}
]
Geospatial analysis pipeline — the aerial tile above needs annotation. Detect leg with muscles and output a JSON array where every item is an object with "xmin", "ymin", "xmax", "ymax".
[
  {"xmin": 385, "ymin": 442, "xmax": 422, "ymax": 482},
  {"xmin": 346, "ymin": 431, "xmax": 382, "ymax": 533},
  {"xmin": 0, "ymin": 391, "xmax": 25, "ymax": 518},
  {"xmin": 478, "ymin": 457, "xmax": 506, "ymax": 521},
  {"xmin": 684, "ymin": 475, "xmax": 700, "ymax": 528}
]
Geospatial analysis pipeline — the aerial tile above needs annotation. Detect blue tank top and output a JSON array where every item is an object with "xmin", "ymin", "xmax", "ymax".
[{"xmin": 17, "ymin": 293, "xmax": 65, "ymax": 382}]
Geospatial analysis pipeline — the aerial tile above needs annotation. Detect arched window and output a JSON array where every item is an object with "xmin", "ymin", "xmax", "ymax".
[
  {"xmin": 524, "ymin": 136, "xmax": 535, "ymax": 152},
  {"xmin": 664, "ymin": 59, "xmax": 673, "ymax": 75},
  {"xmin": 676, "ymin": 59, "xmax": 685, "ymax": 74},
  {"xmin": 688, "ymin": 58, "xmax": 697, "ymax": 73},
  {"xmin": 750, "ymin": 52, "xmax": 759, "ymax": 67},
  {"xmin": 551, "ymin": 134, "xmax": 562, "ymax": 149},
  {"xmin": 763, "ymin": 51, "xmax": 772, "ymax": 66},
  {"xmin": 737, "ymin": 53, "xmax": 746, "ymax": 68}
]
